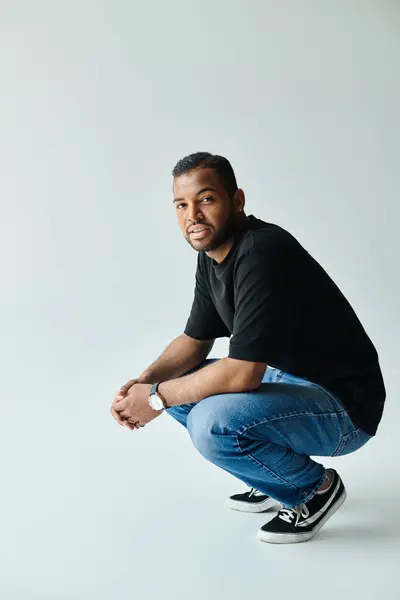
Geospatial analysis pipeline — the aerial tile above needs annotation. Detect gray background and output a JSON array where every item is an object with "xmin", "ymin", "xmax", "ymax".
[{"xmin": 1, "ymin": 1, "xmax": 399, "ymax": 599}]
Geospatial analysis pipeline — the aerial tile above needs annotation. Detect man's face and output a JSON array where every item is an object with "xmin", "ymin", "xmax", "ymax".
[{"xmin": 173, "ymin": 168, "xmax": 240, "ymax": 253}]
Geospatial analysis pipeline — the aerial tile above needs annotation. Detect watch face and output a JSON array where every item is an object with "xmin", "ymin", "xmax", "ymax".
[{"xmin": 150, "ymin": 394, "xmax": 164, "ymax": 410}]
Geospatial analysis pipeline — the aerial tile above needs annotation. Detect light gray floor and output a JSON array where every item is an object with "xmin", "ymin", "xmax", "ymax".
[{"xmin": 1, "ymin": 366, "xmax": 398, "ymax": 600}]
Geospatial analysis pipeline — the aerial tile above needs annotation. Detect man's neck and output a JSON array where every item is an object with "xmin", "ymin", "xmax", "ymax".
[{"xmin": 206, "ymin": 215, "xmax": 249, "ymax": 264}]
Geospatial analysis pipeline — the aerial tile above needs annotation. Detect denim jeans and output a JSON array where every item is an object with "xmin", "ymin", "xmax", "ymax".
[{"xmin": 166, "ymin": 359, "xmax": 372, "ymax": 508}]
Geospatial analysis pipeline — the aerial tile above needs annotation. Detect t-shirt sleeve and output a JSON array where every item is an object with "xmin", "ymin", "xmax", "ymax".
[
  {"xmin": 228, "ymin": 246, "xmax": 292, "ymax": 363},
  {"xmin": 184, "ymin": 256, "xmax": 231, "ymax": 341}
]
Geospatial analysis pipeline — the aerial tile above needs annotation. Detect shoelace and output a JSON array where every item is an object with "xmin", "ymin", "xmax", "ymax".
[
  {"xmin": 278, "ymin": 504, "xmax": 310, "ymax": 524},
  {"xmin": 248, "ymin": 487, "xmax": 264, "ymax": 498}
]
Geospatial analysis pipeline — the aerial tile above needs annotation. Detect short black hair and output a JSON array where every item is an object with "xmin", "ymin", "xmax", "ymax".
[{"xmin": 172, "ymin": 152, "xmax": 238, "ymax": 198}]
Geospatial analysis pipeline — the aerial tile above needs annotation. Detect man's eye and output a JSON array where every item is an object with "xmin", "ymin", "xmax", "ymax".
[{"xmin": 176, "ymin": 197, "xmax": 212, "ymax": 209}]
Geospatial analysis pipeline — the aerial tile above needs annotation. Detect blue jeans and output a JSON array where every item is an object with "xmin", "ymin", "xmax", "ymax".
[{"xmin": 166, "ymin": 359, "xmax": 372, "ymax": 508}]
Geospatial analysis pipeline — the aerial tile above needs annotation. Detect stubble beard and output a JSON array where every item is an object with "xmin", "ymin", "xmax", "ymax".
[{"xmin": 185, "ymin": 210, "xmax": 240, "ymax": 253}]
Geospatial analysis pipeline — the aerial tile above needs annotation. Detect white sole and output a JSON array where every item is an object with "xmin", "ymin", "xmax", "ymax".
[
  {"xmin": 257, "ymin": 487, "xmax": 347, "ymax": 544},
  {"xmin": 226, "ymin": 496, "xmax": 278, "ymax": 513}
]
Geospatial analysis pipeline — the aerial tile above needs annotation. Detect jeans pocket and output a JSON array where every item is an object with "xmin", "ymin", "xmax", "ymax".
[{"xmin": 332, "ymin": 428, "xmax": 372, "ymax": 457}]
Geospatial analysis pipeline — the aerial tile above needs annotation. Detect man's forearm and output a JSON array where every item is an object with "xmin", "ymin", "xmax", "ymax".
[
  {"xmin": 138, "ymin": 334, "xmax": 214, "ymax": 383},
  {"xmin": 158, "ymin": 357, "xmax": 264, "ymax": 407}
]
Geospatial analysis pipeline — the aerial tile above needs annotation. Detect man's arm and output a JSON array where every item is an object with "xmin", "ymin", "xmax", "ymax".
[
  {"xmin": 137, "ymin": 333, "xmax": 215, "ymax": 384},
  {"xmin": 158, "ymin": 357, "xmax": 267, "ymax": 407}
]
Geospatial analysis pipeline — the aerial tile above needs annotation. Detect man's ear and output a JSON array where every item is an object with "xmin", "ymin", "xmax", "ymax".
[{"xmin": 233, "ymin": 188, "xmax": 245, "ymax": 212}]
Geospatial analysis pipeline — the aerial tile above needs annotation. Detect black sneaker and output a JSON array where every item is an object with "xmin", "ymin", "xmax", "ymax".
[
  {"xmin": 257, "ymin": 469, "xmax": 346, "ymax": 543},
  {"xmin": 226, "ymin": 487, "xmax": 278, "ymax": 513}
]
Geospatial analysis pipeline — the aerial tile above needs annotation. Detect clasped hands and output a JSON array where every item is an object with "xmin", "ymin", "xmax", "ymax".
[{"xmin": 110, "ymin": 379, "xmax": 162, "ymax": 430}]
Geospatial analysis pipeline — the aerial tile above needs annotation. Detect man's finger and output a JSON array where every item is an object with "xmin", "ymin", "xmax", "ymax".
[
  {"xmin": 119, "ymin": 379, "xmax": 139, "ymax": 394},
  {"xmin": 118, "ymin": 409, "xmax": 132, "ymax": 420},
  {"xmin": 110, "ymin": 404, "xmax": 127, "ymax": 426},
  {"xmin": 114, "ymin": 397, "xmax": 126, "ymax": 412}
]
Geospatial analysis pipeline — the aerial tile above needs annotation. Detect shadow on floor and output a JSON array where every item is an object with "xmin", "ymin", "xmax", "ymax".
[{"xmin": 316, "ymin": 493, "xmax": 400, "ymax": 543}]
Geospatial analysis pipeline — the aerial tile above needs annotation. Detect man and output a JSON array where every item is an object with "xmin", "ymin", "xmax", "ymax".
[{"xmin": 111, "ymin": 152, "xmax": 386, "ymax": 544}]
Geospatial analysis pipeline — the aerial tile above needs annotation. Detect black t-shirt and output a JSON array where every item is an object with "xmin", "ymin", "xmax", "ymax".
[{"xmin": 184, "ymin": 214, "xmax": 386, "ymax": 435}]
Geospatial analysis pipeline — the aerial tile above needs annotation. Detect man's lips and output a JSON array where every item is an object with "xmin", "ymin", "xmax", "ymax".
[
  {"xmin": 188, "ymin": 226, "xmax": 212, "ymax": 240},
  {"xmin": 188, "ymin": 225, "xmax": 211, "ymax": 234}
]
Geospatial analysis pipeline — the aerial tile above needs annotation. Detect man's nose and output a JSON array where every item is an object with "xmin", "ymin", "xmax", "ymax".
[{"xmin": 188, "ymin": 205, "xmax": 203, "ymax": 222}]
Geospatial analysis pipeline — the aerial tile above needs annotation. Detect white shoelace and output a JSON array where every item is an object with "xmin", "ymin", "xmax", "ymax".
[
  {"xmin": 248, "ymin": 487, "xmax": 265, "ymax": 497},
  {"xmin": 279, "ymin": 504, "xmax": 310, "ymax": 524}
]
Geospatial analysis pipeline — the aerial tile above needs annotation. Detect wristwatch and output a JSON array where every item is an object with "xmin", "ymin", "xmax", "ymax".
[{"xmin": 148, "ymin": 382, "xmax": 168, "ymax": 411}]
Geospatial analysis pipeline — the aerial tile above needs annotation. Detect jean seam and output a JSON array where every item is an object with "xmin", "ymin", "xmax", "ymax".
[
  {"xmin": 236, "ymin": 409, "xmax": 346, "ymax": 434},
  {"xmin": 236, "ymin": 433, "xmax": 306, "ymax": 499},
  {"xmin": 236, "ymin": 413, "xmax": 335, "ymax": 507},
  {"xmin": 293, "ymin": 471, "xmax": 327, "ymax": 508},
  {"xmin": 332, "ymin": 428, "xmax": 361, "ymax": 457}
]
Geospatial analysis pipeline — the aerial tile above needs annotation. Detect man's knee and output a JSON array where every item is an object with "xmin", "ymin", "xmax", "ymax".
[{"xmin": 187, "ymin": 395, "xmax": 234, "ymax": 459}]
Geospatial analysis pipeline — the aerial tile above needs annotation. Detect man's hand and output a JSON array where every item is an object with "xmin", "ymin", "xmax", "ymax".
[
  {"xmin": 110, "ymin": 378, "xmax": 142, "ymax": 429},
  {"xmin": 112, "ymin": 383, "xmax": 162, "ymax": 430},
  {"xmin": 111, "ymin": 376, "xmax": 153, "ymax": 430}
]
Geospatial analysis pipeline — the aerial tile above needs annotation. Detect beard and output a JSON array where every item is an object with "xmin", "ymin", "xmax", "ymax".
[{"xmin": 185, "ymin": 209, "xmax": 243, "ymax": 253}]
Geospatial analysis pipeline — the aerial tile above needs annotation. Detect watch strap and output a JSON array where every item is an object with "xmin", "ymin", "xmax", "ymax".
[{"xmin": 150, "ymin": 382, "xmax": 168, "ymax": 409}]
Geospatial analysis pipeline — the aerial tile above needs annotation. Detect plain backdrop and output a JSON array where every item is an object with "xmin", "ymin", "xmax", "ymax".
[{"xmin": 1, "ymin": 1, "xmax": 399, "ymax": 599}]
